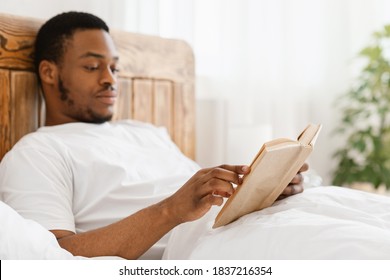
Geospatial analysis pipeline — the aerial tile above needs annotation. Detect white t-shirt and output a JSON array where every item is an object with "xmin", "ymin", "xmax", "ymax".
[{"xmin": 0, "ymin": 120, "xmax": 200, "ymax": 259}]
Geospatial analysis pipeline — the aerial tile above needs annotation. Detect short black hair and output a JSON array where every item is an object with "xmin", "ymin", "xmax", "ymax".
[{"xmin": 34, "ymin": 11, "xmax": 109, "ymax": 83}]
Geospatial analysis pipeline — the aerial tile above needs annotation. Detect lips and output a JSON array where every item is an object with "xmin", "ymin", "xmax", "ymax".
[{"xmin": 96, "ymin": 90, "xmax": 117, "ymax": 105}]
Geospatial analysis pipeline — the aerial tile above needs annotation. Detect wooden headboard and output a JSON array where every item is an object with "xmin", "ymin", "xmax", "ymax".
[{"xmin": 0, "ymin": 13, "xmax": 195, "ymax": 161}]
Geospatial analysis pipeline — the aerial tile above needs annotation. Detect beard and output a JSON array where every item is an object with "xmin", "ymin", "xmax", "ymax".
[
  {"xmin": 58, "ymin": 78, "xmax": 70, "ymax": 101},
  {"xmin": 57, "ymin": 77, "xmax": 113, "ymax": 124}
]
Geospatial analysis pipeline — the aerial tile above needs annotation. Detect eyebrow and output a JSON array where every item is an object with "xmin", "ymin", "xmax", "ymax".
[{"xmin": 79, "ymin": 52, "xmax": 119, "ymax": 61}]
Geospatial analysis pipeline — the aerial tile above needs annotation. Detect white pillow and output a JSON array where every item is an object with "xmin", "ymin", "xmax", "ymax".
[{"xmin": 0, "ymin": 201, "xmax": 81, "ymax": 259}]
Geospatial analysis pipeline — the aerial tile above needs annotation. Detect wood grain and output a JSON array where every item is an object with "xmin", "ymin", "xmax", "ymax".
[
  {"xmin": 173, "ymin": 83, "xmax": 196, "ymax": 160},
  {"xmin": 0, "ymin": 14, "xmax": 41, "ymax": 71},
  {"xmin": 112, "ymin": 78, "xmax": 133, "ymax": 121},
  {"xmin": 132, "ymin": 79, "xmax": 153, "ymax": 123},
  {"xmin": 0, "ymin": 69, "xmax": 11, "ymax": 159},
  {"xmin": 154, "ymin": 80, "xmax": 173, "ymax": 135},
  {"xmin": 111, "ymin": 30, "xmax": 194, "ymax": 85},
  {"xmin": 10, "ymin": 71, "xmax": 40, "ymax": 144}
]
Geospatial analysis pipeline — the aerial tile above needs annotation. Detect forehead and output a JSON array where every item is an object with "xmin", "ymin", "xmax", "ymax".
[{"xmin": 65, "ymin": 29, "xmax": 119, "ymax": 60}]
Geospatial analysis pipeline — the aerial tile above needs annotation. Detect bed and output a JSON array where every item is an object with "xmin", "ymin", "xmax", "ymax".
[{"xmin": 1, "ymin": 13, "xmax": 390, "ymax": 260}]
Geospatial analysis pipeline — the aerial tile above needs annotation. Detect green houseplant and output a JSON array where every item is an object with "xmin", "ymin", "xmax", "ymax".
[{"xmin": 332, "ymin": 25, "xmax": 390, "ymax": 189}]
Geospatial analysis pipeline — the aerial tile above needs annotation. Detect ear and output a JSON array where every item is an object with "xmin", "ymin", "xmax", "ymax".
[{"xmin": 39, "ymin": 60, "xmax": 58, "ymax": 85}]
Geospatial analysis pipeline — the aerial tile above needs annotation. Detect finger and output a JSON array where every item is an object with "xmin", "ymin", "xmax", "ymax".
[
  {"xmin": 281, "ymin": 184, "xmax": 304, "ymax": 196},
  {"xmin": 196, "ymin": 164, "xmax": 250, "ymax": 175},
  {"xmin": 294, "ymin": 184, "xmax": 304, "ymax": 194},
  {"xmin": 276, "ymin": 194, "xmax": 287, "ymax": 201},
  {"xmin": 298, "ymin": 162, "xmax": 309, "ymax": 173},
  {"xmin": 200, "ymin": 167, "xmax": 246, "ymax": 186},
  {"xmin": 201, "ymin": 178, "xmax": 235, "ymax": 197},
  {"xmin": 213, "ymin": 188, "xmax": 235, "ymax": 198},
  {"xmin": 201, "ymin": 193, "xmax": 225, "ymax": 207},
  {"xmin": 290, "ymin": 173, "xmax": 304, "ymax": 185},
  {"xmin": 218, "ymin": 164, "xmax": 251, "ymax": 175}
]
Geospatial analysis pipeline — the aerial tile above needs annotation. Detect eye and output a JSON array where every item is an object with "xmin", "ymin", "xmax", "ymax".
[
  {"xmin": 111, "ymin": 67, "xmax": 120, "ymax": 74},
  {"xmin": 84, "ymin": 65, "xmax": 99, "ymax": 71}
]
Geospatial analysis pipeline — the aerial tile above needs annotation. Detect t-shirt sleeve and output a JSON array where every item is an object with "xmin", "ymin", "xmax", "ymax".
[{"xmin": 0, "ymin": 144, "xmax": 75, "ymax": 233}]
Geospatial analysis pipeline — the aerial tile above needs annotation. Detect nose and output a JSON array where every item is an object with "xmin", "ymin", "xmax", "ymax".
[{"xmin": 100, "ymin": 66, "xmax": 117, "ymax": 88}]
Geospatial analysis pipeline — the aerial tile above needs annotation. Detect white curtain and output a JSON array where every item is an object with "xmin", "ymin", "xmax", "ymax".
[{"xmin": 3, "ymin": 0, "xmax": 390, "ymax": 184}]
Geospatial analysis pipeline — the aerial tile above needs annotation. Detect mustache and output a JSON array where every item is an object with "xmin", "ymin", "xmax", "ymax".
[{"xmin": 98, "ymin": 84, "xmax": 117, "ymax": 92}]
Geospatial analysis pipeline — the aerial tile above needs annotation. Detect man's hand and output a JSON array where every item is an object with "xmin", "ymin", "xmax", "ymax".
[
  {"xmin": 164, "ymin": 165, "xmax": 250, "ymax": 224},
  {"xmin": 277, "ymin": 162, "xmax": 309, "ymax": 200},
  {"xmin": 165, "ymin": 162, "xmax": 308, "ymax": 225}
]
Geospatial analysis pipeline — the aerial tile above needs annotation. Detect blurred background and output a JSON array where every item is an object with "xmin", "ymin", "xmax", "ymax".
[{"xmin": 2, "ymin": 0, "xmax": 390, "ymax": 187}]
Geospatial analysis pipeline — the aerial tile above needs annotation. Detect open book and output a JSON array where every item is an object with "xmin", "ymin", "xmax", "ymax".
[{"xmin": 213, "ymin": 123, "xmax": 322, "ymax": 228}]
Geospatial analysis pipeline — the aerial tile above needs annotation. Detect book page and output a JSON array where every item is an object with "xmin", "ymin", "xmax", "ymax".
[{"xmin": 297, "ymin": 124, "xmax": 322, "ymax": 146}]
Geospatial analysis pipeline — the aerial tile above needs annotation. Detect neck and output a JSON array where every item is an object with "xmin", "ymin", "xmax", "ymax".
[{"xmin": 44, "ymin": 109, "xmax": 76, "ymax": 126}]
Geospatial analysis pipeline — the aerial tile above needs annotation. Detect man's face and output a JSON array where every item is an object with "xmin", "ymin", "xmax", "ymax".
[{"xmin": 54, "ymin": 29, "xmax": 119, "ymax": 123}]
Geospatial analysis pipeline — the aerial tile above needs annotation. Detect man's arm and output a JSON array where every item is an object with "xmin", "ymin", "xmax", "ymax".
[
  {"xmin": 52, "ymin": 164, "xmax": 250, "ymax": 259},
  {"xmin": 52, "ymin": 163, "xmax": 308, "ymax": 259},
  {"xmin": 51, "ymin": 200, "xmax": 180, "ymax": 259}
]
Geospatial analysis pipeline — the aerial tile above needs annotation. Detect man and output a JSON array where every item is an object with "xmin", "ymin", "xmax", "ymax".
[{"xmin": 0, "ymin": 12, "xmax": 307, "ymax": 259}]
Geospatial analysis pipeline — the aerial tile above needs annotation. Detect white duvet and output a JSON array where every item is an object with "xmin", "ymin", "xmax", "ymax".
[{"xmin": 163, "ymin": 186, "xmax": 390, "ymax": 259}]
